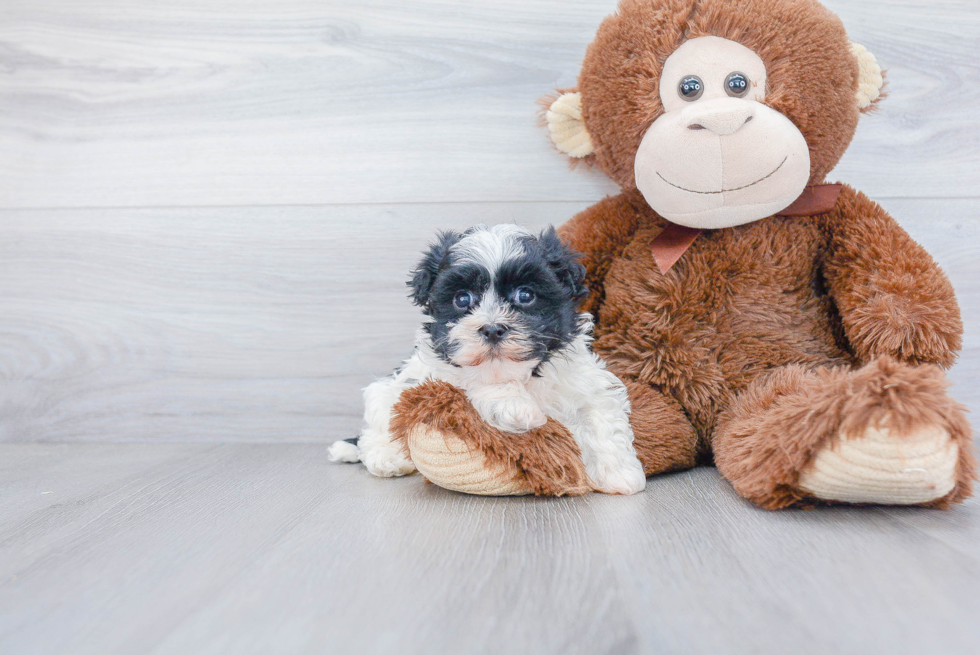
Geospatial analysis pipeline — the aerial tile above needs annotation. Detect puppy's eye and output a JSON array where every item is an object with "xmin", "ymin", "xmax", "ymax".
[
  {"xmin": 725, "ymin": 72, "xmax": 750, "ymax": 98},
  {"xmin": 515, "ymin": 287, "xmax": 535, "ymax": 305},
  {"xmin": 678, "ymin": 75, "xmax": 703, "ymax": 101},
  {"xmin": 453, "ymin": 291, "xmax": 473, "ymax": 309}
]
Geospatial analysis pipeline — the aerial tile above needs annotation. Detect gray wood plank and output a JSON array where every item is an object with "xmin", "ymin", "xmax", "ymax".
[
  {"xmin": 0, "ymin": 444, "xmax": 636, "ymax": 655},
  {"xmin": 1, "ymin": 197, "xmax": 977, "ymax": 443},
  {"xmin": 590, "ymin": 470, "xmax": 980, "ymax": 654},
  {"xmin": 1, "ymin": 444, "xmax": 978, "ymax": 655},
  {"xmin": 0, "ymin": 442, "xmax": 217, "ymax": 530},
  {"xmin": 1, "ymin": 0, "xmax": 977, "ymax": 209},
  {"xmin": 1, "ymin": 198, "xmax": 976, "ymax": 444}
]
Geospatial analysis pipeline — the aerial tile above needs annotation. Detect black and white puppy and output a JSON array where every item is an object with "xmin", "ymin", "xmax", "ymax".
[{"xmin": 328, "ymin": 224, "xmax": 645, "ymax": 495}]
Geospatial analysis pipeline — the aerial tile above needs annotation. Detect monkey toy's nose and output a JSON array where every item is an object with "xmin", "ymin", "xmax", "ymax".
[
  {"xmin": 479, "ymin": 324, "xmax": 510, "ymax": 343},
  {"xmin": 683, "ymin": 99, "xmax": 756, "ymax": 136}
]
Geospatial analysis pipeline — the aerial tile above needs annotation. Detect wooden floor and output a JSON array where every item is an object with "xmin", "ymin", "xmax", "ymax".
[
  {"xmin": 0, "ymin": 444, "xmax": 978, "ymax": 654},
  {"xmin": 1, "ymin": 1, "xmax": 979, "ymax": 653}
]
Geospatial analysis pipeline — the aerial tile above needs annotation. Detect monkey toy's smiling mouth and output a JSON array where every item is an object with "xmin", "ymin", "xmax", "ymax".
[{"xmin": 656, "ymin": 157, "xmax": 787, "ymax": 195}]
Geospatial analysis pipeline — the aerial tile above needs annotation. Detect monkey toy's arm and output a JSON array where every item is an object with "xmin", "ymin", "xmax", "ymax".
[
  {"xmin": 821, "ymin": 185, "xmax": 962, "ymax": 368},
  {"xmin": 557, "ymin": 194, "xmax": 644, "ymax": 315}
]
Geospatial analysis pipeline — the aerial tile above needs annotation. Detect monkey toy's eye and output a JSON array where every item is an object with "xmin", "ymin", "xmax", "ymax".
[
  {"xmin": 453, "ymin": 291, "xmax": 474, "ymax": 309},
  {"xmin": 678, "ymin": 75, "xmax": 704, "ymax": 101},
  {"xmin": 725, "ymin": 72, "xmax": 750, "ymax": 98},
  {"xmin": 515, "ymin": 287, "xmax": 535, "ymax": 305}
]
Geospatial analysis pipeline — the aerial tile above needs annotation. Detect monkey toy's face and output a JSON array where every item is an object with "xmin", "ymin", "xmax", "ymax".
[
  {"xmin": 544, "ymin": 0, "xmax": 885, "ymax": 232},
  {"xmin": 634, "ymin": 36, "xmax": 811, "ymax": 229}
]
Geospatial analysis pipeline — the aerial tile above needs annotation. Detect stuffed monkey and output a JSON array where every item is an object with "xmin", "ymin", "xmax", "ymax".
[{"xmin": 394, "ymin": 0, "xmax": 977, "ymax": 508}]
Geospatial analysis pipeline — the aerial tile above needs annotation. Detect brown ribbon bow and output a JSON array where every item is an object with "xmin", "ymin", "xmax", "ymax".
[{"xmin": 649, "ymin": 184, "xmax": 843, "ymax": 274}]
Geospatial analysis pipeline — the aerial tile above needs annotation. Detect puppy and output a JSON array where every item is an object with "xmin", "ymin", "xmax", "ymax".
[{"xmin": 328, "ymin": 224, "xmax": 646, "ymax": 495}]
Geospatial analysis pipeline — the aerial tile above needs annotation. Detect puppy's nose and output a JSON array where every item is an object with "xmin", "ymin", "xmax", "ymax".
[{"xmin": 479, "ymin": 324, "xmax": 510, "ymax": 343}]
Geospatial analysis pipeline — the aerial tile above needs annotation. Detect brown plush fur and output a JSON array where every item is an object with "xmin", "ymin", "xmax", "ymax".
[
  {"xmin": 625, "ymin": 380, "xmax": 702, "ymax": 474},
  {"xmin": 712, "ymin": 357, "xmax": 976, "ymax": 509},
  {"xmin": 390, "ymin": 381, "xmax": 592, "ymax": 497},
  {"xmin": 397, "ymin": 0, "xmax": 976, "ymax": 507},
  {"xmin": 559, "ymin": 182, "xmax": 975, "ymax": 507}
]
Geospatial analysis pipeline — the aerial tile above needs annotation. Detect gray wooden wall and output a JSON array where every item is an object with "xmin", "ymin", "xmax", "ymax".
[{"xmin": 2, "ymin": 0, "xmax": 978, "ymax": 443}]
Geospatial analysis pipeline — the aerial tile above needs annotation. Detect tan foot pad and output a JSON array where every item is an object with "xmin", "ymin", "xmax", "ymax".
[
  {"xmin": 799, "ymin": 425, "xmax": 958, "ymax": 505},
  {"xmin": 405, "ymin": 425, "xmax": 532, "ymax": 496}
]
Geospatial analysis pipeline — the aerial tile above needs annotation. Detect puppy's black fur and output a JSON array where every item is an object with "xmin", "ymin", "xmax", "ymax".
[
  {"xmin": 409, "ymin": 230, "xmax": 463, "ymax": 308},
  {"xmin": 407, "ymin": 225, "xmax": 588, "ymax": 368}
]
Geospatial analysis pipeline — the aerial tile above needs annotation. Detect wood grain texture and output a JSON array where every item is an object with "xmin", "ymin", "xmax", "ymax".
[
  {"xmin": 1, "ymin": 444, "xmax": 978, "ymax": 655},
  {"xmin": 0, "ymin": 198, "xmax": 976, "ymax": 443},
  {"xmin": 0, "ymin": 0, "xmax": 978, "ymax": 209}
]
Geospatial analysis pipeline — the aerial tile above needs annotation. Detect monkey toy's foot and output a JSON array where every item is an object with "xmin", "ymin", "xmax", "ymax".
[
  {"xmin": 798, "ymin": 423, "xmax": 959, "ymax": 505},
  {"xmin": 714, "ymin": 356, "xmax": 977, "ymax": 509},
  {"xmin": 389, "ymin": 380, "xmax": 592, "ymax": 497}
]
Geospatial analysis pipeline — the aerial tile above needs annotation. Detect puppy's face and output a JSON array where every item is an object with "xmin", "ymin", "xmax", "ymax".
[{"xmin": 409, "ymin": 225, "xmax": 587, "ymax": 370}]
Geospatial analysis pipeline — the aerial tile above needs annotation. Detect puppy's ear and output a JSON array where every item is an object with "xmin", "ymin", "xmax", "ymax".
[
  {"xmin": 408, "ymin": 230, "xmax": 462, "ymax": 310},
  {"xmin": 537, "ymin": 226, "xmax": 588, "ymax": 301}
]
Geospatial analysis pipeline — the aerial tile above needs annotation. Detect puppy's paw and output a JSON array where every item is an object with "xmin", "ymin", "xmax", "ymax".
[
  {"xmin": 360, "ymin": 443, "xmax": 416, "ymax": 478},
  {"xmin": 588, "ymin": 457, "xmax": 647, "ymax": 495},
  {"xmin": 480, "ymin": 396, "xmax": 548, "ymax": 433},
  {"xmin": 327, "ymin": 439, "xmax": 360, "ymax": 463}
]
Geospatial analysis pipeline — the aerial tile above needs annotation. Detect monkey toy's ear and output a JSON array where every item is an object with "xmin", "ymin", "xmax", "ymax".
[
  {"xmin": 408, "ymin": 230, "xmax": 461, "ymax": 310},
  {"xmin": 541, "ymin": 89, "xmax": 596, "ymax": 159},
  {"xmin": 850, "ymin": 42, "xmax": 886, "ymax": 112}
]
